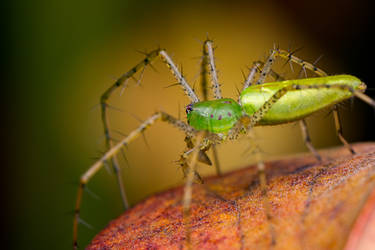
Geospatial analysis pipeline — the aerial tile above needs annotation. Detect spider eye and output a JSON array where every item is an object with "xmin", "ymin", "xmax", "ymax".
[{"xmin": 185, "ymin": 104, "xmax": 193, "ymax": 114}]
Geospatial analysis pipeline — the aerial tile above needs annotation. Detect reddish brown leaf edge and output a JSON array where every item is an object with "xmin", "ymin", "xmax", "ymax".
[{"xmin": 88, "ymin": 143, "xmax": 375, "ymax": 250}]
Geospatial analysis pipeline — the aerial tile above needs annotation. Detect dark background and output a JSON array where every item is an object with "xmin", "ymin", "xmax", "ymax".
[{"xmin": 5, "ymin": 0, "xmax": 374, "ymax": 249}]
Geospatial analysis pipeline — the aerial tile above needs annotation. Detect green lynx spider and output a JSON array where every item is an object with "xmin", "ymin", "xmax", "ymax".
[{"xmin": 73, "ymin": 40, "xmax": 375, "ymax": 248}]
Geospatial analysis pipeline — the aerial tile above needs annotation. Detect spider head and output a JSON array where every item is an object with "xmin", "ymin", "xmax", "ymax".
[{"xmin": 185, "ymin": 103, "xmax": 194, "ymax": 114}]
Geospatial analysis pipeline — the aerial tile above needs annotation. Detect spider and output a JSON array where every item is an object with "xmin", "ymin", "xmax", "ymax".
[{"xmin": 73, "ymin": 39, "xmax": 375, "ymax": 248}]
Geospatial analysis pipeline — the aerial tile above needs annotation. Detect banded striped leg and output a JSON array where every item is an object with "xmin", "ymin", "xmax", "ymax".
[
  {"xmin": 199, "ymin": 39, "xmax": 222, "ymax": 175},
  {"xmin": 200, "ymin": 40, "xmax": 209, "ymax": 100},
  {"xmin": 73, "ymin": 112, "xmax": 196, "ymax": 249},
  {"xmin": 332, "ymin": 106, "xmax": 356, "ymax": 154},
  {"xmin": 242, "ymin": 62, "xmax": 259, "ymax": 88},
  {"xmin": 204, "ymin": 39, "xmax": 222, "ymax": 99},
  {"xmin": 179, "ymin": 136, "xmax": 211, "ymax": 183},
  {"xmin": 182, "ymin": 132, "xmax": 204, "ymax": 248},
  {"xmin": 254, "ymin": 49, "xmax": 277, "ymax": 85},
  {"xmin": 254, "ymin": 60, "xmax": 285, "ymax": 82},
  {"xmin": 238, "ymin": 60, "xmax": 285, "ymax": 102},
  {"xmin": 100, "ymin": 49, "xmax": 160, "ymax": 209},
  {"xmin": 299, "ymin": 119, "xmax": 322, "ymax": 162},
  {"xmin": 99, "ymin": 49, "xmax": 200, "ymax": 209},
  {"xmin": 240, "ymin": 47, "xmax": 281, "ymax": 89},
  {"xmin": 274, "ymin": 49, "xmax": 328, "ymax": 78}
]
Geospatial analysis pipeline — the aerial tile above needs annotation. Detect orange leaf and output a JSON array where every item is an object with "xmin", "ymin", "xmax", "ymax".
[{"xmin": 88, "ymin": 143, "xmax": 375, "ymax": 249}]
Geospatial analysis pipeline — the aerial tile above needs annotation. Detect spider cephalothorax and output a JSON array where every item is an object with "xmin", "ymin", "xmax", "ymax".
[{"xmin": 186, "ymin": 98, "xmax": 243, "ymax": 133}]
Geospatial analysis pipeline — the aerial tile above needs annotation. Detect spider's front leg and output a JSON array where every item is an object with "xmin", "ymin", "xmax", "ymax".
[
  {"xmin": 99, "ymin": 48, "xmax": 201, "ymax": 210},
  {"xmin": 198, "ymin": 39, "xmax": 225, "ymax": 176},
  {"xmin": 181, "ymin": 132, "xmax": 204, "ymax": 248},
  {"xmin": 73, "ymin": 111, "xmax": 197, "ymax": 249}
]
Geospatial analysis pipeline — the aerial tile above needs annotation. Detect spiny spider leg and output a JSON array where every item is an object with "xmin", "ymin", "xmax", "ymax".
[
  {"xmin": 182, "ymin": 132, "xmax": 204, "ymax": 249},
  {"xmin": 299, "ymin": 119, "xmax": 322, "ymax": 162},
  {"xmin": 179, "ymin": 136, "xmax": 211, "ymax": 182},
  {"xmin": 199, "ymin": 39, "xmax": 222, "ymax": 175},
  {"xmin": 238, "ymin": 60, "xmax": 285, "ymax": 102},
  {"xmin": 254, "ymin": 60, "xmax": 285, "ymax": 82},
  {"xmin": 254, "ymin": 49, "xmax": 277, "ymax": 85},
  {"xmin": 200, "ymin": 40, "xmax": 209, "ymax": 101},
  {"xmin": 332, "ymin": 106, "xmax": 356, "ymax": 154},
  {"xmin": 159, "ymin": 50, "xmax": 200, "ymax": 103},
  {"xmin": 73, "ymin": 111, "xmax": 197, "ymax": 249},
  {"xmin": 276, "ymin": 50, "xmax": 328, "ymax": 160},
  {"xmin": 99, "ymin": 49, "xmax": 161, "ymax": 209},
  {"xmin": 99, "ymin": 49, "xmax": 200, "ymax": 209},
  {"xmin": 204, "ymin": 39, "xmax": 222, "ymax": 99},
  {"xmin": 238, "ymin": 62, "xmax": 260, "ymax": 103},
  {"xmin": 274, "ymin": 49, "xmax": 361, "ymax": 156}
]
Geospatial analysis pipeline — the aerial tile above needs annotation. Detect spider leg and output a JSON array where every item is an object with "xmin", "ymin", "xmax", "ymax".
[
  {"xmin": 238, "ymin": 62, "xmax": 260, "ymax": 103},
  {"xmin": 182, "ymin": 132, "xmax": 204, "ymax": 248},
  {"xmin": 274, "ymin": 49, "xmax": 327, "ymax": 77},
  {"xmin": 332, "ymin": 106, "xmax": 356, "ymax": 154},
  {"xmin": 299, "ymin": 119, "xmax": 322, "ymax": 162},
  {"xmin": 99, "ymin": 49, "xmax": 200, "ymax": 209},
  {"xmin": 239, "ymin": 60, "xmax": 285, "ymax": 102},
  {"xmin": 73, "ymin": 111, "xmax": 197, "ymax": 249},
  {"xmin": 204, "ymin": 39, "xmax": 222, "ymax": 99},
  {"xmin": 199, "ymin": 40, "xmax": 209, "ymax": 101},
  {"xmin": 181, "ymin": 136, "xmax": 211, "ymax": 178},
  {"xmin": 254, "ymin": 50, "xmax": 277, "ymax": 85},
  {"xmin": 254, "ymin": 60, "xmax": 285, "ymax": 82},
  {"xmin": 199, "ymin": 39, "xmax": 222, "ymax": 176},
  {"xmin": 100, "ymin": 49, "xmax": 160, "ymax": 209}
]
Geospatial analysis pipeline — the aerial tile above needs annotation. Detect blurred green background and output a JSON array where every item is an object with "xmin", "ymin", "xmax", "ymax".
[{"xmin": 6, "ymin": 0, "xmax": 374, "ymax": 249}]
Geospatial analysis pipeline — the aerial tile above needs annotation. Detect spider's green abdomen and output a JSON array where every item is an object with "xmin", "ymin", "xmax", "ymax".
[
  {"xmin": 187, "ymin": 98, "xmax": 243, "ymax": 133},
  {"xmin": 240, "ymin": 75, "xmax": 365, "ymax": 125}
]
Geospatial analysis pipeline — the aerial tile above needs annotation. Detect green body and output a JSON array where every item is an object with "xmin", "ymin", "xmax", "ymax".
[{"xmin": 187, "ymin": 75, "xmax": 364, "ymax": 133}]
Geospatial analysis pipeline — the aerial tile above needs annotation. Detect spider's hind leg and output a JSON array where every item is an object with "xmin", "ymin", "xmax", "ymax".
[
  {"xmin": 181, "ymin": 132, "xmax": 205, "ymax": 248},
  {"xmin": 299, "ymin": 119, "xmax": 323, "ymax": 162},
  {"xmin": 332, "ymin": 106, "xmax": 356, "ymax": 154}
]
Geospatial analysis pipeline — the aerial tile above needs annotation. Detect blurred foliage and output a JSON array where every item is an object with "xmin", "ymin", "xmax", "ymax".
[{"xmin": 7, "ymin": 0, "xmax": 374, "ymax": 249}]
